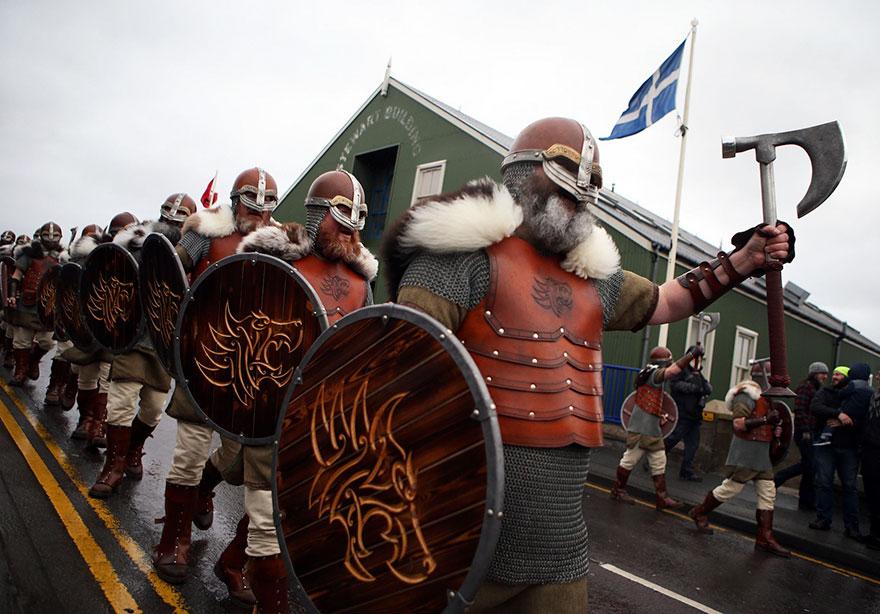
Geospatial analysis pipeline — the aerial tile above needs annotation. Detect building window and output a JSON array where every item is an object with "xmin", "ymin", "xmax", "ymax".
[
  {"xmin": 685, "ymin": 315, "xmax": 716, "ymax": 380},
  {"xmin": 730, "ymin": 326, "xmax": 758, "ymax": 388},
  {"xmin": 411, "ymin": 160, "xmax": 446, "ymax": 205}
]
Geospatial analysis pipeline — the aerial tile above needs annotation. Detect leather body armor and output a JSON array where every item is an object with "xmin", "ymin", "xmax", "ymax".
[
  {"xmin": 735, "ymin": 396, "xmax": 774, "ymax": 443},
  {"xmin": 634, "ymin": 381, "xmax": 664, "ymax": 417},
  {"xmin": 294, "ymin": 254, "xmax": 367, "ymax": 324},
  {"xmin": 193, "ymin": 232, "xmax": 243, "ymax": 279},
  {"xmin": 22, "ymin": 254, "xmax": 58, "ymax": 307},
  {"xmin": 457, "ymin": 237, "xmax": 604, "ymax": 448}
]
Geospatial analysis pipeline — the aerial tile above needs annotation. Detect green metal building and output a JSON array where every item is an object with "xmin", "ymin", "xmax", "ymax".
[{"xmin": 275, "ymin": 75, "xmax": 879, "ymax": 404}]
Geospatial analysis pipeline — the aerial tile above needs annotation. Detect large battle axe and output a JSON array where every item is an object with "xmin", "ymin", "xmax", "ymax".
[{"xmin": 722, "ymin": 121, "xmax": 846, "ymax": 398}]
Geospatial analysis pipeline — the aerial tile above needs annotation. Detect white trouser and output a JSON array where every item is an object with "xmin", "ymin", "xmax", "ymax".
[
  {"xmin": 105, "ymin": 380, "xmax": 168, "ymax": 427},
  {"xmin": 13, "ymin": 326, "xmax": 54, "ymax": 351},
  {"xmin": 166, "ymin": 421, "xmax": 215, "ymax": 487},
  {"xmin": 54, "ymin": 340, "xmax": 74, "ymax": 362},
  {"xmin": 77, "ymin": 361, "xmax": 110, "ymax": 392},
  {"xmin": 619, "ymin": 447, "xmax": 667, "ymax": 476},
  {"xmin": 712, "ymin": 478, "xmax": 776, "ymax": 511},
  {"xmin": 245, "ymin": 487, "xmax": 279, "ymax": 557}
]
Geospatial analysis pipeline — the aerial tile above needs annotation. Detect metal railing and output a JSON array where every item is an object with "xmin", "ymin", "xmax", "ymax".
[{"xmin": 602, "ymin": 363, "xmax": 641, "ymax": 425}]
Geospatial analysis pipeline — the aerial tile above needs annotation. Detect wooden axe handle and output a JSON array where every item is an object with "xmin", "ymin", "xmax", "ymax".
[{"xmin": 764, "ymin": 269, "xmax": 794, "ymax": 395}]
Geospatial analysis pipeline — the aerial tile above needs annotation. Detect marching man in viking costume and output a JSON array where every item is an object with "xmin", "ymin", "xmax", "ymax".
[
  {"xmin": 0, "ymin": 230, "xmax": 17, "ymax": 367},
  {"xmin": 382, "ymin": 117, "xmax": 792, "ymax": 611},
  {"xmin": 610, "ymin": 345, "xmax": 702, "ymax": 510},
  {"xmin": 153, "ymin": 168, "xmax": 283, "ymax": 609},
  {"xmin": 6, "ymin": 222, "xmax": 63, "ymax": 386},
  {"xmin": 689, "ymin": 378, "xmax": 790, "ymax": 557},
  {"xmin": 88, "ymin": 194, "xmax": 196, "ymax": 499}
]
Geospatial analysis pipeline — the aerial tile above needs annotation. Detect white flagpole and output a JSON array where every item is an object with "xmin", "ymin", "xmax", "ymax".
[{"xmin": 657, "ymin": 18, "xmax": 698, "ymax": 348}]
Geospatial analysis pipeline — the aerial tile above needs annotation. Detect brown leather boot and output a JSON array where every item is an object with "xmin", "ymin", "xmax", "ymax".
[
  {"xmin": 214, "ymin": 515, "xmax": 256, "ymax": 609},
  {"xmin": 71, "ymin": 388, "xmax": 97, "ymax": 440},
  {"xmin": 60, "ymin": 370, "xmax": 78, "ymax": 410},
  {"xmin": 9, "ymin": 348, "xmax": 30, "ymax": 386},
  {"xmin": 609, "ymin": 465, "xmax": 636, "ymax": 504},
  {"xmin": 89, "ymin": 424, "xmax": 131, "ymax": 499},
  {"xmin": 152, "ymin": 482, "xmax": 198, "ymax": 584},
  {"xmin": 689, "ymin": 491, "xmax": 722, "ymax": 534},
  {"xmin": 246, "ymin": 553, "xmax": 289, "ymax": 614},
  {"xmin": 653, "ymin": 474, "xmax": 683, "ymax": 511},
  {"xmin": 45, "ymin": 359, "xmax": 70, "ymax": 406},
  {"xmin": 195, "ymin": 460, "xmax": 224, "ymax": 530},
  {"xmin": 2, "ymin": 336, "xmax": 13, "ymax": 369},
  {"xmin": 86, "ymin": 392, "xmax": 108, "ymax": 450},
  {"xmin": 755, "ymin": 509, "xmax": 790, "ymax": 557},
  {"xmin": 125, "ymin": 416, "xmax": 156, "ymax": 480},
  {"xmin": 27, "ymin": 345, "xmax": 49, "ymax": 380}
]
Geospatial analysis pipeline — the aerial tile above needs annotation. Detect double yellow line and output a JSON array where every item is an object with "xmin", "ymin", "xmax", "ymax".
[{"xmin": 0, "ymin": 380, "xmax": 188, "ymax": 613}]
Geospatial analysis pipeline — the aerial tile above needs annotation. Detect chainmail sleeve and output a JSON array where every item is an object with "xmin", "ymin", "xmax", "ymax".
[
  {"xmin": 398, "ymin": 250, "xmax": 490, "ymax": 311},
  {"xmin": 177, "ymin": 232, "xmax": 210, "ymax": 269}
]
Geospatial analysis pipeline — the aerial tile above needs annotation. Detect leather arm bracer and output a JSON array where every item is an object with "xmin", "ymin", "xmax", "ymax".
[
  {"xmin": 743, "ymin": 416, "xmax": 769, "ymax": 430},
  {"xmin": 676, "ymin": 251, "xmax": 749, "ymax": 313}
]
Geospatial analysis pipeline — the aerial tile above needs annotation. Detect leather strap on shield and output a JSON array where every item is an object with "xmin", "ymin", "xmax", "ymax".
[
  {"xmin": 175, "ymin": 253, "xmax": 327, "ymax": 443},
  {"xmin": 140, "ymin": 233, "xmax": 189, "ymax": 376},
  {"xmin": 80, "ymin": 243, "xmax": 143, "ymax": 354},
  {"xmin": 274, "ymin": 304, "xmax": 503, "ymax": 613}
]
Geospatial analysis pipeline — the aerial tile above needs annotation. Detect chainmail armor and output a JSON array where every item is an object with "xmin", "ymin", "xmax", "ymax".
[
  {"xmin": 399, "ymin": 250, "xmax": 490, "ymax": 310},
  {"xmin": 305, "ymin": 206, "xmax": 327, "ymax": 242},
  {"xmin": 178, "ymin": 231, "xmax": 210, "ymax": 267},
  {"xmin": 594, "ymin": 270, "xmax": 625, "ymax": 329},
  {"xmin": 487, "ymin": 444, "xmax": 592, "ymax": 584}
]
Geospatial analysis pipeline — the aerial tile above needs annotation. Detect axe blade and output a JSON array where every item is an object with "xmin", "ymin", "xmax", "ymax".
[{"xmin": 790, "ymin": 121, "xmax": 847, "ymax": 218}]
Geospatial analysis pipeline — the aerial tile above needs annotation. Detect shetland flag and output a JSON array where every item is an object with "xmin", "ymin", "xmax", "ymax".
[{"xmin": 601, "ymin": 40, "xmax": 686, "ymax": 140}]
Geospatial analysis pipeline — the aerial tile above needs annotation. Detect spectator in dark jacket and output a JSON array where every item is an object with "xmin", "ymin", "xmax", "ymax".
[
  {"xmin": 774, "ymin": 361, "xmax": 828, "ymax": 509},
  {"xmin": 862, "ymin": 385, "xmax": 880, "ymax": 550},
  {"xmin": 665, "ymin": 346, "xmax": 712, "ymax": 481},
  {"xmin": 809, "ymin": 363, "xmax": 872, "ymax": 539}
]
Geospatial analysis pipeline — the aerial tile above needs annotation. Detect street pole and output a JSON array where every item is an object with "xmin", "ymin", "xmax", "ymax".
[{"xmin": 657, "ymin": 18, "xmax": 698, "ymax": 348}]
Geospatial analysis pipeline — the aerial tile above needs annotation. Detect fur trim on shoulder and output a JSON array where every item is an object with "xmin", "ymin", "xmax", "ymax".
[
  {"xmin": 114, "ymin": 220, "xmax": 182, "ymax": 252},
  {"xmin": 348, "ymin": 243, "xmax": 378, "ymax": 281},
  {"xmin": 58, "ymin": 248, "xmax": 70, "ymax": 264},
  {"xmin": 12, "ymin": 244, "xmax": 26, "ymax": 259},
  {"xmin": 236, "ymin": 223, "xmax": 312, "ymax": 261},
  {"xmin": 22, "ymin": 241, "xmax": 45, "ymax": 259},
  {"xmin": 380, "ymin": 177, "xmax": 621, "ymax": 299},
  {"xmin": 181, "ymin": 205, "xmax": 235, "ymax": 238},
  {"xmin": 69, "ymin": 235, "xmax": 100, "ymax": 263},
  {"xmin": 725, "ymin": 380, "xmax": 762, "ymax": 405},
  {"xmin": 561, "ymin": 225, "xmax": 621, "ymax": 280}
]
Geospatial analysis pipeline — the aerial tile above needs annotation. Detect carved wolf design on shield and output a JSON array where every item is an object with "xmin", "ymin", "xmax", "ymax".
[
  {"xmin": 307, "ymin": 377, "xmax": 437, "ymax": 585},
  {"xmin": 196, "ymin": 301, "xmax": 304, "ymax": 405},
  {"xmin": 145, "ymin": 278, "xmax": 181, "ymax": 348},
  {"xmin": 86, "ymin": 273, "xmax": 135, "ymax": 332}
]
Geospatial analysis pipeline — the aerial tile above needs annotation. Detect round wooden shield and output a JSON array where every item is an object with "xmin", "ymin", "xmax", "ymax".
[
  {"xmin": 620, "ymin": 390, "xmax": 679, "ymax": 439},
  {"xmin": 36, "ymin": 264, "xmax": 61, "ymax": 330},
  {"xmin": 770, "ymin": 400, "xmax": 794, "ymax": 466},
  {"xmin": 139, "ymin": 233, "xmax": 188, "ymax": 376},
  {"xmin": 175, "ymin": 253, "xmax": 327, "ymax": 444},
  {"xmin": 58, "ymin": 263, "xmax": 95, "ymax": 351},
  {"xmin": 273, "ymin": 304, "xmax": 504, "ymax": 614},
  {"xmin": 80, "ymin": 243, "xmax": 143, "ymax": 354}
]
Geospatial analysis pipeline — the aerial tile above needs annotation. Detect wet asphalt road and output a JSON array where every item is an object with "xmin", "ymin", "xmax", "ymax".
[{"xmin": 0, "ymin": 355, "xmax": 878, "ymax": 613}]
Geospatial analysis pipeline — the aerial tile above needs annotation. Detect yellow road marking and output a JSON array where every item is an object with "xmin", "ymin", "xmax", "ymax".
[
  {"xmin": 0, "ymin": 395, "xmax": 139, "ymax": 611},
  {"xmin": 584, "ymin": 480, "xmax": 880, "ymax": 586},
  {"xmin": 0, "ymin": 380, "xmax": 188, "ymax": 612}
]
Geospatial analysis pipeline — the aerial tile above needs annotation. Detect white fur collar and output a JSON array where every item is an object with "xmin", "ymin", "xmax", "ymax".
[
  {"xmin": 398, "ymin": 177, "xmax": 620, "ymax": 280},
  {"xmin": 236, "ymin": 225, "xmax": 312, "ymax": 262},
  {"xmin": 69, "ymin": 235, "xmax": 100, "ymax": 263},
  {"xmin": 350, "ymin": 244, "xmax": 379, "ymax": 281},
  {"xmin": 113, "ymin": 220, "xmax": 152, "ymax": 252},
  {"xmin": 181, "ymin": 204, "xmax": 235, "ymax": 238},
  {"xmin": 725, "ymin": 380, "xmax": 762, "ymax": 405}
]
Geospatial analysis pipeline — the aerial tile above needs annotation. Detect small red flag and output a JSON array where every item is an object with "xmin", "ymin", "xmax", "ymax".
[{"xmin": 200, "ymin": 173, "xmax": 218, "ymax": 208}]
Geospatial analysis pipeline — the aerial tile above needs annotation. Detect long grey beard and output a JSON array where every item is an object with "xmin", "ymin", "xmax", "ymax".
[{"xmin": 520, "ymin": 190, "xmax": 593, "ymax": 255}]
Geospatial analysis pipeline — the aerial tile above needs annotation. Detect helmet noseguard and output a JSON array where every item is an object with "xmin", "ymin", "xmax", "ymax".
[
  {"xmin": 305, "ymin": 170, "xmax": 368, "ymax": 232},
  {"xmin": 231, "ymin": 167, "xmax": 278, "ymax": 213},
  {"xmin": 38, "ymin": 222, "xmax": 63, "ymax": 247},
  {"xmin": 15, "ymin": 234, "xmax": 30, "ymax": 246},
  {"xmin": 0, "ymin": 230, "xmax": 15, "ymax": 245},
  {"xmin": 501, "ymin": 117, "xmax": 602, "ymax": 206},
  {"xmin": 108, "ymin": 212, "xmax": 139, "ymax": 237},
  {"xmin": 160, "ymin": 193, "xmax": 197, "ymax": 224},
  {"xmin": 649, "ymin": 346, "xmax": 673, "ymax": 367}
]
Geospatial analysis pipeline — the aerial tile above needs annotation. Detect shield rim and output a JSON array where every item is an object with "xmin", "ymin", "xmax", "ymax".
[
  {"xmin": 619, "ymin": 390, "xmax": 679, "ymax": 439},
  {"xmin": 770, "ymin": 400, "xmax": 794, "ymax": 466},
  {"xmin": 58, "ymin": 262, "xmax": 97, "ymax": 351},
  {"xmin": 272, "ymin": 303, "xmax": 505, "ymax": 613},
  {"xmin": 36, "ymin": 263, "xmax": 61, "ymax": 329},
  {"xmin": 173, "ymin": 251, "xmax": 330, "ymax": 445},
  {"xmin": 139, "ymin": 232, "xmax": 189, "ymax": 379},
  {"xmin": 79, "ymin": 242, "xmax": 145, "ymax": 355}
]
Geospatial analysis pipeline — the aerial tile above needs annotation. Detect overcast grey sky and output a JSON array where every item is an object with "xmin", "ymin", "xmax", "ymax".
[{"xmin": 2, "ymin": 1, "xmax": 877, "ymax": 343}]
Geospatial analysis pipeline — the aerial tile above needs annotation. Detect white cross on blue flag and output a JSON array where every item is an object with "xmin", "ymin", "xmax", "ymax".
[{"xmin": 601, "ymin": 39, "xmax": 686, "ymax": 140}]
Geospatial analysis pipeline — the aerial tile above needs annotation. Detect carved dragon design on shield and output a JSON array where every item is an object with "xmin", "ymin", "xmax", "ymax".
[
  {"xmin": 61, "ymin": 286, "xmax": 80, "ymax": 325},
  {"xmin": 145, "ymin": 278, "xmax": 181, "ymax": 347},
  {"xmin": 196, "ymin": 301, "xmax": 303, "ymax": 406},
  {"xmin": 307, "ymin": 378, "xmax": 437, "ymax": 585},
  {"xmin": 39, "ymin": 280, "xmax": 56, "ymax": 317},
  {"xmin": 86, "ymin": 273, "xmax": 135, "ymax": 332}
]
